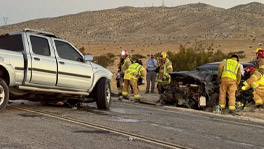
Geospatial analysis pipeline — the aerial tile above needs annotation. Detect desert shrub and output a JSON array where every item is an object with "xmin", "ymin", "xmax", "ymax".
[
  {"xmin": 131, "ymin": 54, "xmax": 146, "ymax": 62},
  {"xmin": 166, "ymin": 45, "xmax": 233, "ymax": 71},
  {"xmin": 227, "ymin": 51, "xmax": 246, "ymax": 59},
  {"xmin": 93, "ymin": 53, "xmax": 115, "ymax": 68},
  {"xmin": 79, "ymin": 47, "xmax": 86, "ymax": 54}
]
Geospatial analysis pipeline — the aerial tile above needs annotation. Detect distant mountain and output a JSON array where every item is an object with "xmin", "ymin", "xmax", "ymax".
[
  {"xmin": 0, "ymin": 2, "xmax": 263, "ymax": 56},
  {"xmin": 230, "ymin": 2, "xmax": 264, "ymax": 15}
]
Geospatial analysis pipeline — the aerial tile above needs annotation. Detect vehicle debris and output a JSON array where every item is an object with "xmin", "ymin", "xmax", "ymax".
[
  {"xmin": 72, "ymin": 107, "xmax": 78, "ymax": 110},
  {"xmin": 160, "ymin": 62, "xmax": 255, "ymax": 110},
  {"xmin": 128, "ymin": 137, "xmax": 136, "ymax": 141},
  {"xmin": 213, "ymin": 105, "xmax": 222, "ymax": 114}
]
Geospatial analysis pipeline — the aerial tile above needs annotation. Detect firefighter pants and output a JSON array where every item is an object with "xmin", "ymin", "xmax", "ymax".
[
  {"xmin": 117, "ymin": 78, "xmax": 123, "ymax": 95},
  {"xmin": 219, "ymin": 80, "xmax": 237, "ymax": 110},
  {"xmin": 122, "ymin": 79, "xmax": 140, "ymax": 100},
  {"xmin": 253, "ymin": 88, "xmax": 264, "ymax": 105}
]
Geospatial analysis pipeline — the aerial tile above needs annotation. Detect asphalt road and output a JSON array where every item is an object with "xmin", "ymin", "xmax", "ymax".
[{"xmin": 1, "ymin": 99, "xmax": 264, "ymax": 149}]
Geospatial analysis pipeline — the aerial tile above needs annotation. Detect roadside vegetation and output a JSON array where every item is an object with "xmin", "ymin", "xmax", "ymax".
[
  {"xmin": 79, "ymin": 45, "xmax": 245, "ymax": 70},
  {"xmin": 164, "ymin": 44, "xmax": 246, "ymax": 71},
  {"xmin": 92, "ymin": 53, "xmax": 146, "ymax": 68},
  {"xmin": 78, "ymin": 46, "xmax": 115, "ymax": 68},
  {"xmin": 93, "ymin": 53, "xmax": 115, "ymax": 68},
  {"xmin": 131, "ymin": 54, "xmax": 146, "ymax": 62}
]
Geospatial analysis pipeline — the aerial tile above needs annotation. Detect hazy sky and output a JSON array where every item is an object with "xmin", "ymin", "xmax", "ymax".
[{"xmin": 0, "ymin": 0, "xmax": 263, "ymax": 25}]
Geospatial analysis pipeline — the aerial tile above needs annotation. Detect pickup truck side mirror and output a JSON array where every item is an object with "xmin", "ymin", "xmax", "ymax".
[{"xmin": 84, "ymin": 55, "xmax": 93, "ymax": 62}]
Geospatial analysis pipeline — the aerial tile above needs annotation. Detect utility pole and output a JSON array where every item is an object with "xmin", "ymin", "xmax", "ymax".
[
  {"xmin": 162, "ymin": 0, "xmax": 165, "ymax": 7},
  {"xmin": 3, "ymin": 17, "xmax": 8, "ymax": 26}
]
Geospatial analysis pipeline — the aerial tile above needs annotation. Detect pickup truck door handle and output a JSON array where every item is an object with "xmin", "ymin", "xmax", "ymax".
[
  {"xmin": 34, "ymin": 57, "xmax": 40, "ymax": 61},
  {"xmin": 59, "ymin": 61, "xmax": 65, "ymax": 65}
]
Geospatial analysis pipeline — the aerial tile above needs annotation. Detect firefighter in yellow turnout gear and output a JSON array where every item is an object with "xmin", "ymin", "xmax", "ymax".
[
  {"xmin": 242, "ymin": 51, "xmax": 264, "ymax": 108},
  {"xmin": 218, "ymin": 55, "xmax": 241, "ymax": 113},
  {"xmin": 117, "ymin": 50, "xmax": 132, "ymax": 98},
  {"xmin": 156, "ymin": 52, "xmax": 173, "ymax": 94},
  {"xmin": 255, "ymin": 49, "xmax": 264, "ymax": 75},
  {"xmin": 254, "ymin": 48, "xmax": 264, "ymax": 70},
  {"xmin": 122, "ymin": 60, "xmax": 146, "ymax": 102},
  {"xmin": 242, "ymin": 69, "xmax": 264, "ymax": 106}
]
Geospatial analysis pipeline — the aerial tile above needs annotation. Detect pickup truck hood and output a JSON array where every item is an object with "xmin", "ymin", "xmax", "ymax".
[{"xmin": 90, "ymin": 62, "xmax": 113, "ymax": 78}]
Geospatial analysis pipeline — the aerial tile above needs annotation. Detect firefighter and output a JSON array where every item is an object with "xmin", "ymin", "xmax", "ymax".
[
  {"xmin": 242, "ymin": 64, "xmax": 264, "ymax": 109},
  {"xmin": 218, "ymin": 55, "xmax": 241, "ymax": 114},
  {"xmin": 156, "ymin": 52, "xmax": 173, "ymax": 94},
  {"xmin": 116, "ymin": 50, "xmax": 132, "ymax": 99},
  {"xmin": 255, "ymin": 49, "xmax": 264, "ymax": 73},
  {"xmin": 122, "ymin": 59, "xmax": 146, "ymax": 102}
]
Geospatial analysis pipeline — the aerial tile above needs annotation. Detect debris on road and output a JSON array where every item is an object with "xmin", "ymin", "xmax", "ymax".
[
  {"xmin": 213, "ymin": 105, "xmax": 222, "ymax": 114},
  {"xmin": 128, "ymin": 137, "xmax": 136, "ymax": 141}
]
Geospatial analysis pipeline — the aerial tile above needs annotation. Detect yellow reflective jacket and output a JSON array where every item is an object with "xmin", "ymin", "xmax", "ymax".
[
  {"xmin": 221, "ymin": 59, "xmax": 240, "ymax": 81},
  {"xmin": 253, "ymin": 76, "xmax": 264, "ymax": 89},
  {"xmin": 157, "ymin": 58, "xmax": 173, "ymax": 83},
  {"xmin": 124, "ymin": 63, "xmax": 145, "ymax": 80},
  {"xmin": 121, "ymin": 57, "xmax": 131, "ymax": 74},
  {"xmin": 246, "ymin": 71, "xmax": 264, "ymax": 90}
]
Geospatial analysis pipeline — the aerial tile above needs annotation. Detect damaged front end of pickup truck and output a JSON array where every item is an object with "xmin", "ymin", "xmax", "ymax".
[{"xmin": 159, "ymin": 63, "xmax": 254, "ymax": 110}]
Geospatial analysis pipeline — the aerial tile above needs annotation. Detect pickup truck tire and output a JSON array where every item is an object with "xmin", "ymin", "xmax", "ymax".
[
  {"xmin": 96, "ymin": 78, "xmax": 111, "ymax": 110},
  {"xmin": 0, "ymin": 78, "xmax": 9, "ymax": 112}
]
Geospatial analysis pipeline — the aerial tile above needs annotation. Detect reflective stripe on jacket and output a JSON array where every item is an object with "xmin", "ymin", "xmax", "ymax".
[
  {"xmin": 253, "ymin": 77, "xmax": 264, "ymax": 89},
  {"xmin": 221, "ymin": 59, "xmax": 240, "ymax": 80},
  {"xmin": 158, "ymin": 59, "xmax": 172, "ymax": 74},
  {"xmin": 157, "ymin": 58, "xmax": 172, "ymax": 83},
  {"xmin": 252, "ymin": 72, "xmax": 264, "ymax": 89},
  {"xmin": 124, "ymin": 63, "xmax": 143, "ymax": 80},
  {"xmin": 121, "ymin": 57, "xmax": 131, "ymax": 73}
]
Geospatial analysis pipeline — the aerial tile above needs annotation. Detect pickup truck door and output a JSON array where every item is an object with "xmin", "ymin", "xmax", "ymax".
[
  {"xmin": 52, "ymin": 39, "xmax": 93, "ymax": 91},
  {"xmin": 27, "ymin": 34, "xmax": 57, "ymax": 86}
]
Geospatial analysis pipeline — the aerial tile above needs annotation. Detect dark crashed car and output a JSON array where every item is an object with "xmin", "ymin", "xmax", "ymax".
[{"xmin": 160, "ymin": 62, "xmax": 254, "ymax": 109}]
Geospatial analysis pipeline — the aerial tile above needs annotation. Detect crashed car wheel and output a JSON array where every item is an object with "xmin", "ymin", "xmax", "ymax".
[
  {"xmin": 0, "ymin": 78, "xmax": 9, "ymax": 112},
  {"xmin": 95, "ymin": 78, "xmax": 111, "ymax": 110}
]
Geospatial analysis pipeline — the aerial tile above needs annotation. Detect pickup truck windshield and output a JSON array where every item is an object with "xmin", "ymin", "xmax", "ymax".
[{"xmin": 0, "ymin": 34, "xmax": 24, "ymax": 52}]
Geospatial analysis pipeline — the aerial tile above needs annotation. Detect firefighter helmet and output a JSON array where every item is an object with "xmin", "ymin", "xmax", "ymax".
[
  {"xmin": 255, "ymin": 48, "xmax": 262, "ymax": 53},
  {"xmin": 161, "ymin": 52, "xmax": 167, "ymax": 59},
  {"xmin": 245, "ymin": 66, "xmax": 256, "ymax": 75},
  {"xmin": 120, "ymin": 50, "xmax": 128, "ymax": 56},
  {"xmin": 257, "ymin": 49, "xmax": 264, "ymax": 59}
]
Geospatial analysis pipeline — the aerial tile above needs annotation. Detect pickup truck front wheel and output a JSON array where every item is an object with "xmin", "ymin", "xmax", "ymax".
[
  {"xmin": 96, "ymin": 78, "xmax": 111, "ymax": 110},
  {"xmin": 0, "ymin": 78, "xmax": 9, "ymax": 112}
]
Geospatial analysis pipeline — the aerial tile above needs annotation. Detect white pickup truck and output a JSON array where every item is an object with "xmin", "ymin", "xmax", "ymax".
[{"xmin": 0, "ymin": 29, "xmax": 113, "ymax": 111}]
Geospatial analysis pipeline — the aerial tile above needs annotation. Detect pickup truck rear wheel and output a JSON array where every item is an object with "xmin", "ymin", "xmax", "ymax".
[
  {"xmin": 0, "ymin": 78, "xmax": 9, "ymax": 112},
  {"xmin": 96, "ymin": 78, "xmax": 111, "ymax": 110}
]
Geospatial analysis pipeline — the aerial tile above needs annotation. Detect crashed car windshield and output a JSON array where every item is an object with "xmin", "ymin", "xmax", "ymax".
[
  {"xmin": 194, "ymin": 62, "xmax": 220, "ymax": 72},
  {"xmin": 195, "ymin": 61, "xmax": 254, "ymax": 73},
  {"xmin": 160, "ymin": 62, "xmax": 255, "ymax": 110}
]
